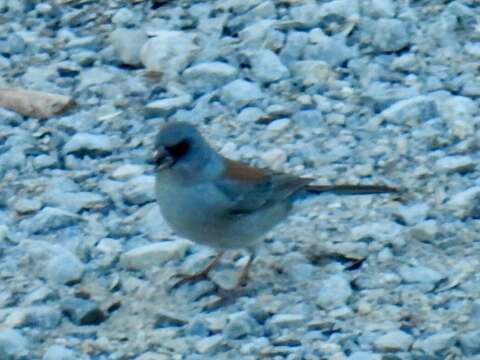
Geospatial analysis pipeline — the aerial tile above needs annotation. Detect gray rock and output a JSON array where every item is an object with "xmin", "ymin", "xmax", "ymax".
[
  {"xmin": 374, "ymin": 330, "xmax": 413, "ymax": 351},
  {"xmin": 292, "ymin": 60, "xmax": 334, "ymax": 86},
  {"xmin": 409, "ymin": 220, "xmax": 439, "ymax": 242},
  {"xmin": 43, "ymin": 190, "xmax": 105, "ymax": 213},
  {"xmin": 268, "ymin": 313, "xmax": 305, "ymax": 328},
  {"xmin": 224, "ymin": 311, "xmax": 257, "ymax": 339},
  {"xmin": 122, "ymin": 175, "xmax": 156, "ymax": 205},
  {"xmin": 110, "ymin": 28, "xmax": 147, "ymax": 66},
  {"xmin": 393, "ymin": 203, "xmax": 429, "ymax": 225},
  {"xmin": 78, "ymin": 67, "xmax": 115, "ymax": 91},
  {"xmin": 120, "ymin": 240, "xmax": 190, "ymax": 270},
  {"xmin": 0, "ymin": 329, "xmax": 29, "ymax": 360},
  {"xmin": 245, "ymin": 299, "xmax": 269, "ymax": 324},
  {"xmin": 195, "ymin": 334, "xmax": 225, "ymax": 354},
  {"xmin": 348, "ymin": 352, "xmax": 381, "ymax": 360},
  {"xmin": 24, "ymin": 306, "xmax": 62, "ymax": 330},
  {"xmin": 435, "ymin": 155, "xmax": 475, "ymax": 174},
  {"xmin": 316, "ymin": 274, "xmax": 352, "ymax": 309},
  {"xmin": 292, "ymin": 110, "xmax": 323, "ymax": 128},
  {"xmin": 413, "ymin": 332, "xmax": 456, "ymax": 355},
  {"xmin": 13, "ymin": 198, "xmax": 42, "ymax": 214},
  {"xmin": 237, "ymin": 107, "xmax": 265, "ymax": 123},
  {"xmin": 459, "ymin": 330, "xmax": 480, "ymax": 355},
  {"xmin": 280, "ymin": 31, "xmax": 309, "ymax": 65},
  {"xmin": 373, "ymin": 96, "xmax": 438, "ymax": 125},
  {"xmin": 249, "ymin": 49, "xmax": 289, "ymax": 83},
  {"xmin": 304, "ymin": 33, "xmax": 357, "ymax": 67},
  {"xmin": 399, "ymin": 265, "xmax": 444, "ymax": 285},
  {"xmin": 63, "ymin": 133, "xmax": 117, "ymax": 157},
  {"xmin": 360, "ymin": 0, "xmax": 395, "ymax": 18},
  {"xmin": 154, "ymin": 310, "xmax": 188, "ymax": 328},
  {"xmin": 145, "ymin": 95, "xmax": 192, "ymax": 117},
  {"xmin": 447, "ymin": 187, "xmax": 480, "ymax": 219},
  {"xmin": 33, "ymin": 154, "xmax": 58, "ymax": 170},
  {"xmin": 61, "ymin": 297, "xmax": 106, "ymax": 326},
  {"xmin": 44, "ymin": 251, "xmax": 85, "ymax": 284},
  {"xmin": 372, "ymin": 19, "xmax": 411, "ymax": 52},
  {"xmin": 43, "ymin": 345, "xmax": 77, "ymax": 360},
  {"xmin": 183, "ymin": 62, "xmax": 237, "ymax": 94},
  {"xmin": 0, "ymin": 108, "xmax": 22, "ymax": 125},
  {"xmin": 221, "ymin": 79, "xmax": 263, "ymax": 109},
  {"xmin": 23, "ymin": 207, "xmax": 79, "ymax": 234},
  {"xmin": 140, "ymin": 31, "xmax": 198, "ymax": 75},
  {"xmin": 111, "ymin": 8, "xmax": 135, "ymax": 26}
]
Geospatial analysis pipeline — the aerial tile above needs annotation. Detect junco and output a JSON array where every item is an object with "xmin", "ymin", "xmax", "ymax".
[{"xmin": 153, "ymin": 122, "xmax": 398, "ymax": 299}]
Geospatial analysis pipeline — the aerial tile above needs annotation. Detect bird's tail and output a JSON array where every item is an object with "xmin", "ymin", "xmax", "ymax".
[{"xmin": 304, "ymin": 184, "xmax": 399, "ymax": 195}]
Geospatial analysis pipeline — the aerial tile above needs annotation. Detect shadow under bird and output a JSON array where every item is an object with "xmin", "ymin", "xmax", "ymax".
[{"xmin": 152, "ymin": 122, "xmax": 398, "ymax": 303}]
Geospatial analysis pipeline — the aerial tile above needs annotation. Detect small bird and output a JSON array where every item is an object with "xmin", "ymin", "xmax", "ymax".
[{"xmin": 153, "ymin": 122, "xmax": 397, "ymax": 299}]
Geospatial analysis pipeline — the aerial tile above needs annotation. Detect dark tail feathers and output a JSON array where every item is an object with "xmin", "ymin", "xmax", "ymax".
[{"xmin": 305, "ymin": 184, "xmax": 399, "ymax": 196}]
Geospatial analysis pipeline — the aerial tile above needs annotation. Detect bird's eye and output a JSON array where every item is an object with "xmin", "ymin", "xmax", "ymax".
[{"xmin": 165, "ymin": 139, "xmax": 190, "ymax": 158}]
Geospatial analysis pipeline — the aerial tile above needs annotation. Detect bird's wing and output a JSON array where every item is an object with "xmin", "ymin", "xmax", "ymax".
[{"xmin": 214, "ymin": 158, "xmax": 312, "ymax": 215}]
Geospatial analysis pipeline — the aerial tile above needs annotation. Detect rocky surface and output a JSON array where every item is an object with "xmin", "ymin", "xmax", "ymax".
[{"xmin": 0, "ymin": 0, "xmax": 479, "ymax": 359}]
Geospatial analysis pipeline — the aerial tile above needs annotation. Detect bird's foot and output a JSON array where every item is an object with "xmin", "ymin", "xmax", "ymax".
[
  {"xmin": 170, "ymin": 269, "xmax": 211, "ymax": 289},
  {"xmin": 170, "ymin": 252, "xmax": 224, "ymax": 289}
]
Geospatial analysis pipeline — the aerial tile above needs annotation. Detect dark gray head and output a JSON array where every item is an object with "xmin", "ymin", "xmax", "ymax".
[{"xmin": 153, "ymin": 122, "xmax": 213, "ymax": 172}]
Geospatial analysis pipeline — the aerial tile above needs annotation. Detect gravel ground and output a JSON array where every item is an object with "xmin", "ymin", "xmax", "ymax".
[{"xmin": 1, "ymin": 0, "xmax": 480, "ymax": 359}]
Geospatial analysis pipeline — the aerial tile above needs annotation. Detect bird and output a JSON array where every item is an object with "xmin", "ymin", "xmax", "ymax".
[{"xmin": 152, "ymin": 121, "xmax": 398, "ymax": 301}]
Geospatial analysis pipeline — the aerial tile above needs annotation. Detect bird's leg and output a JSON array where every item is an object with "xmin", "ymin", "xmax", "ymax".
[
  {"xmin": 207, "ymin": 253, "xmax": 255, "ymax": 308},
  {"xmin": 171, "ymin": 251, "xmax": 224, "ymax": 289}
]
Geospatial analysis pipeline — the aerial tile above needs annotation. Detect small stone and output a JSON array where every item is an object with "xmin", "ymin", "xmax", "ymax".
[
  {"xmin": 373, "ymin": 330, "xmax": 413, "ymax": 351},
  {"xmin": 63, "ymin": 133, "xmax": 116, "ymax": 157},
  {"xmin": 13, "ymin": 198, "xmax": 42, "ymax": 214},
  {"xmin": 43, "ymin": 190, "xmax": 105, "ymax": 213},
  {"xmin": 224, "ymin": 311, "xmax": 257, "ymax": 339},
  {"xmin": 360, "ymin": 0, "xmax": 395, "ymax": 17},
  {"xmin": 145, "ymin": 95, "xmax": 192, "ymax": 117},
  {"xmin": 316, "ymin": 274, "xmax": 352, "ymax": 310},
  {"xmin": 237, "ymin": 107, "xmax": 265, "ymax": 123},
  {"xmin": 154, "ymin": 310, "xmax": 188, "ymax": 328},
  {"xmin": 459, "ymin": 330, "xmax": 480, "ymax": 355},
  {"xmin": 265, "ymin": 118, "xmax": 291, "ymax": 135},
  {"xmin": 245, "ymin": 300, "xmax": 269, "ymax": 324},
  {"xmin": 292, "ymin": 61, "xmax": 335, "ymax": 86},
  {"xmin": 269, "ymin": 314, "xmax": 305, "ymax": 327},
  {"xmin": 392, "ymin": 203, "xmax": 429, "ymax": 225},
  {"xmin": 348, "ymin": 352, "xmax": 382, "ymax": 360},
  {"xmin": 61, "ymin": 297, "xmax": 106, "ymax": 326},
  {"xmin": 249, "ymin": 49, "xmax": 289, "ymax": 83},
  {"xmin": 372, "ymin": 19, "xmax": 411, "ymax": 52},
  {"xmin": 373, "ymin": 96, "xmax": 438, "ymax": 126},
  {"xmin": 447, "ymin": 187, "xmax": 480, "ymax": 219},
  {"xmin": 33, "ymin": 154, "xmax": 58, "ymax": 170},
  {"xmin": 122, "ymin": 175, "xmax": 155, "ymax": 205},
  {"xmin": 413, "ymin": 332, "xmax": 456, "ymax": 355},
  {"xmin": 399, "ymin": 265, "xmax": 444, "ymax": 284},
  {"xmin": 43, "ymin": 345, "xmax": 77, "ymax": 360},
  {"xmin": 111, "ymin": 8, "xmax": 135, "ymax": 26},
  {"xmin": 44, "ymin": 251, "xmax": 85, "ymax": 285},
  {"xmin": 110, "ymin": 28, "xmax": 147, "ymax": 66},
  {"xmin": 140, "ymin": 31, "xmax": 198, "ymax": 75},
  {"xmin": 24, "ymin": 306, "xmax": 62, "ymax": 330},
  {"xmin": 261, "ymin": 148, "xmax": 286, "ymax": 169},
  {"xmin": 409, "ymin": 220, "xmax": 438, "ymax": 242},
  {"xmin": 112, "ymin": 164, "xmax": 144, "ymax": 179},
  {"xmin": 183, "ymin": 62, "xmax": 237, "ymax": 94},
  {"xmin": 0, "ymin": 329, "xmax": 29, "ymax": 360},
  {"xmin": 78, "ymin": 68, "xmax": 115, "ymax": 91},
  {"xmin": 24, "ymin": 207, "xmax": 79, "ymax": 234},
  {"xmin": 435, "ymin": 156, "xmax": 475, "ymax": 173},
  {"xmin": 120, "ymin": 241, "xmax": 190, "ymax": 270},
  {"xmin": 221, "ymin": 79, "xmax": 263, "ymax": 109},
  {"xmin": 195, "ymin": 334, "xmax": 225, "ymax": 354}
]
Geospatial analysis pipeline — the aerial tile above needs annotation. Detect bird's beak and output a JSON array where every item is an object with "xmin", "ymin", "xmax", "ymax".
[{"xmin": 152, "ymin": 149, "xmax": 174, "ymax": 171}]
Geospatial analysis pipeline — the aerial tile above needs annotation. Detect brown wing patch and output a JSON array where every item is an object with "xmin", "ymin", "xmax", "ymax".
[{"xmin": 222, "ymin": 158, "xmax": 267, "ymax": 182}]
